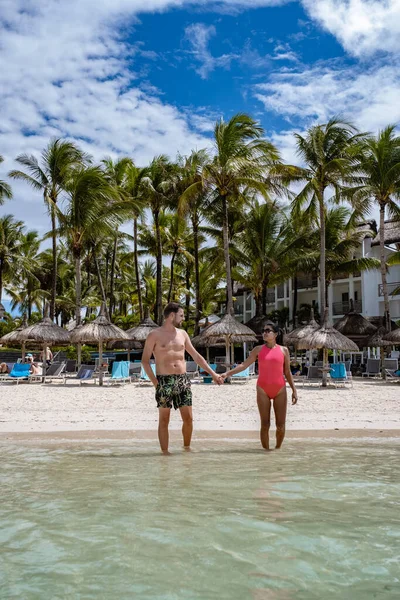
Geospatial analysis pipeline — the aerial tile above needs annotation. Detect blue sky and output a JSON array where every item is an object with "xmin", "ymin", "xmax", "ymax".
[{"xmin": 1, "ymin": 0, "xmax": 400, "ymax": 237}]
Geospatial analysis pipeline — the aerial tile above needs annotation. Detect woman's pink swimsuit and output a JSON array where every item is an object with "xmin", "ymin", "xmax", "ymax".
[{"xmin": 257, "ymin": 345, "xmax": 285, "ymax": 398}]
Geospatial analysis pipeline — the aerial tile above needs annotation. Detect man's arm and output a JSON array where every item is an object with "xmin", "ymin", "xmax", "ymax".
[
  {"xmin": 184, "ymin": 333, "xmax": 223, "ymax": 385},
  {"xmin": 142, "ymin": 331, "xmax": 158, "ymax": 388},
  {"xmin": 223, "ymin": 346, "xmax": 262, "ymax": 378},
  {"xmin": 283, "ymin": 347, "xmax": 298, "ymax": 404}
]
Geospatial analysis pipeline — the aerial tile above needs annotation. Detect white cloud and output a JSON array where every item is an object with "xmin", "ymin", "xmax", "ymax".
[
  {"xmin": 184, "ymin": 23, "xmax": 237, "ymax": 78},
  {"xmin": 301, "ymin": 0, "xmax": 400, "ymax": 57},
  {"xmin": 255, "ymin": 62, "xmax": 400, "ymax": 132}
]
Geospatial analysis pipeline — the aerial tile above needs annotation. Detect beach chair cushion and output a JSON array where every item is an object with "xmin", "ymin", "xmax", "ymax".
[
  {"xmin": 111, "ymin": 361, "xmax": 129, "ymax": 379},
  {"xmin": 9, "ymin": 363, "xmax": 31, "ymax": 378},
  {"xmin": 232, "ymin": 367, "xmax": 250, "ymax": 379},
  {"xmin": 330, "ymin": 363, "xmax": 346, "ymax": 379}
]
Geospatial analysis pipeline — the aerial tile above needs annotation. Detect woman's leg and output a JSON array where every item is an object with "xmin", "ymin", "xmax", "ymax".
[
  {"xmin": 273, "ymin": 386, "xmax": 287, "ymax": 449},
  {"xmin": 256, "ymin": 386, "xmax": 272, "ymax": 450}
]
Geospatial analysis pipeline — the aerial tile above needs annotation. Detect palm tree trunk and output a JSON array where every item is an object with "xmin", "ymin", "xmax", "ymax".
[
  {"xmin": 109, "ymin": 231, "xmax": 118, "ymax": 317},
  {"xmin": 255, "ymin": 292, "xmax": 262, "ymax": 318},
  {"xmin": 50, "ymin": 206, "xmax": 57, "ymax": 322},
  {"xmin": 292, "ymin": 275, "xmax": 298, "ymax": 325},
  {"xmin": 193, "ymin": 218, "xmax": 202, "ymax": 336},
  {"xmin": 379, "ymin": 202, "xmax": 391, "ymax": 332},
  {"xmin": 167, "ymin": 248, "xmax": 178, "ymax": 302},
  {"xmin": 222, "ymin": 195, "xmax": 233, "ymax": 315},
  {"xmin": 185, "ymin": 263, "xmax": 191, "ymax": 323},
  {"xmin": 319, "ymin": 190, "xmax": 328, "ymax": 388},
  {"xmin": 93, "ymin": 249, "xmax": 109, "ymax": 320},
  {"xmin": 133, "ymin": 218, "xmax": 143, "ymax": 320},
  {"xmin": 154, "ymin": 209, "xmax": 163, "ymax": 324},
  {"xmin": 319, "ymin": 191, "xmax": 327, "ymax": 317},
  {"xmin": 0, "ymin": 258, "xmax": 3, "ymax": 306},
  {"xmin": 262, "ymin": 282, "xmax": 267, "ymax": 316},
  {"xmin": 75, "ymin": 253, "xmax": 82, "ymax": 369}
]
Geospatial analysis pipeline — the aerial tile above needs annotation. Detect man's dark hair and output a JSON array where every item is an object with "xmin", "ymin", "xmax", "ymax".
[{"xmin": 163, "ymin": 302, "xmax": 183, "ymax": 318}]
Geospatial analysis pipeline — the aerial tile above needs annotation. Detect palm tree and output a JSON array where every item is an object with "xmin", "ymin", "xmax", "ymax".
[
  {"xmin": 0, "ymin": 215, "xmax": 24, "ymax": 305},
  {"xmin": 5, "ymin": 230, "xmax": 43, "ymax": 319},
  {"xmin": 234, "ymin": 201, "xmax": 301, "ymax": 318},
  {"xmin": 0, "ymin": 156, "xmax": 12, "ymax": 203},
  {"xmin": 292, "ymin": 118, "xmax": 364, "ymax": 319},
  {"xmin": 141, "ymin": 156, "xmax": 178, "ymax": 324},
  {"xmin": 125, "ymin": 163, "xmax": 148, "ymax": 320},
  {"xmin": 9, "ymin": 139, "xmax": 86, "ymax": 320},
  {"xmin": 57, "ymin": 166, "xmax": 119, "ymax": 329},
  {"xmin": 101, "ymin": 157, "xmax": 132, "ymax": 317},
  {"xmin": 181, "ymin": 113, "xmax": 281, "ymax": 315},
  {"xmin": 355, "ymin": 126, "xmax": 400, "ymax": 330},
  {"xmin": 178, "ymin": 149, "xmax": 209, "ymax": 334},
  {"xmin": 163, "ymin": 213, "xmax": 194, "ymax": 303},
  {"xmin": 297, "ymin": 206, "xmax": 380, "ymax": 299}
]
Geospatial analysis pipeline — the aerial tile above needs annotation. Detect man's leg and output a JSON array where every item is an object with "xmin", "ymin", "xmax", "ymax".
[
  {"xmin": 158, "ymin": 407, "xmax": 171, "ymax": 455},
  {"xmin": 256, "ymin": 387, "xmax": 272, "ymax": 450},
  {"xmin": 273, "ymin": 387, "xmax": 287, "ymax": 449},
  {"xmin": 179, "ymin": 406, "xmax": 193, "ymax": 449}
]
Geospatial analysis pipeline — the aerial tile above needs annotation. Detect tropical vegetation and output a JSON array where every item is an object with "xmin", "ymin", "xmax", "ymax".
[{"xmin": 0, "ymin": 115, "xmax": 399, "ymax": 337}]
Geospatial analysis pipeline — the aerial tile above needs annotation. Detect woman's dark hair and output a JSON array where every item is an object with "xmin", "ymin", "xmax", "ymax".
[
  {"xmin": 263, "ymin": 322, "xmax": 283, "ymax": 345},
  {"xmin": 163, "ymin": 302, "xmax": 182, "ymax": 318}
]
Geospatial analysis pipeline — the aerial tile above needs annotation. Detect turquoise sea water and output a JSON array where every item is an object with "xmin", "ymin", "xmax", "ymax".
[{"xmin": 1, "ymin": 437, "xmax": 399, "ymax": 599}]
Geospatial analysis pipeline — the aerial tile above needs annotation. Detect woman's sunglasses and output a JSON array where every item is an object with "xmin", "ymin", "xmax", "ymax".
[{"xmin": 263, "ymin": 328, "xmax": 274, "ymax": 334}]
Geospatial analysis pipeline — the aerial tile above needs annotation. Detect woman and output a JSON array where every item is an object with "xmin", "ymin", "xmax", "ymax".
[
  {"xmin": 0, "ymin": 363, "xmax": 9, "ymax": 374},
  {"xmin": 223, "ymin": 324, "xmax": 298, "ymax": 450}
]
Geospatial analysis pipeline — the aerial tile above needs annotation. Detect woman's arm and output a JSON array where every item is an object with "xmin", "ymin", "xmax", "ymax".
[
  {"xmin": 283, "ymin": 347, "xmax": 298, "ymax": 405},
  {"xmin": 223, "ymin": 346, "xmax": 262, "ymax": 378}
]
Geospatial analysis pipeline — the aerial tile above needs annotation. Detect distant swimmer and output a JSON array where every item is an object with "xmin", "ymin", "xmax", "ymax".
[
  {"xmin": 223, "ymin": 323, "xmax": 298, "ymax": 450},
  {"xmin": 142, "ymin": 302, "xmax": 223, "ymax": 455}
]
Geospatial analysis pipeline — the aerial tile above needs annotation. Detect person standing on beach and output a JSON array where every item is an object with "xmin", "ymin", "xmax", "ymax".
[
  {"xmin": 223, "ymin": 323, "xmax": 298, "ymax": 450},
  {"xmin": 142, "ymin": 302, "xmax": 223, "ymax": 455}
]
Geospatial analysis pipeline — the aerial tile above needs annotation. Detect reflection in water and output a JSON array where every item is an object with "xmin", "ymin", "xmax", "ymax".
[{"xmin": 1, "ymin": 439, "xmax": 400, "ymax": 599}]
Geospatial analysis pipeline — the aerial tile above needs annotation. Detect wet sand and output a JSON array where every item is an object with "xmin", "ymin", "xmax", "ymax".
[{"xmin": 0, "ymin": 378, "xmax": 398, "ymax": 438}]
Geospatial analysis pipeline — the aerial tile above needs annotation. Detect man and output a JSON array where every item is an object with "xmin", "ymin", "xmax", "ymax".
[{"xmin": 142, "ymin": 302, "xmax": 223, "ymax": 455}]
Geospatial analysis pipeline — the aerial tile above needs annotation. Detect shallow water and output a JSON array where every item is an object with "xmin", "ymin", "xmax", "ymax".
[{"xmin": 1, "ymin": 437, "xmax": 399, "ymax": 599}]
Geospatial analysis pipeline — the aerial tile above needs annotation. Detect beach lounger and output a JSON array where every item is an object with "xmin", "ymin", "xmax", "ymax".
[
  {"xmin": 186, "ymin": 361, "xmax": 200, "ymax": 380},
  {"xmin": 43, "ymin": 362, "xmax": 67, "ymax": 383},
  {"xmin": 64, "ymin": 364, "xmax": 95, "ymax": 385},
  {"xmin": 0, "ymin": 363, "xmax": 32, "ymax": 385},
  {"xmin": 129, "ymin": 362, "xmax": 142, "ymax": 380},
  {"xmin": 330, "ymin": 363, "xmax": 352, "ymax": 388},
  {"xmin": 385, "ymin": 369, "xmax": 400, "ymax": 381},
  {"xmin": 65, "ymin": 359, "xmax": 77, "ymax": 373},
  {"xmin": 384, "ymin": 358, "xmax": 398, "ymax": 372},
  {"xmin": 302, "ymin": 366, "xmax": 323, "ymax": 387},
  {"xmin": 231, "ymin": 366, "xmax": 250, "ymax": 383},
  {"xmin": 106, "ymin": 361, "xmax": 131, "ymax": 385},
  {"xmin": 362, "ymin": 359, "xmax": 381, "ymax": 378},
  {"xmin": 248, "ymin": 363, "xmax": 256, "ymax": 377}
]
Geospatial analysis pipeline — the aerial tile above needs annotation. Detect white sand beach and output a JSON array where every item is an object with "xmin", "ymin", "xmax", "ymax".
[{"xmin": 0, "ymin": 379, "xmax": 398, "ymax": 435}]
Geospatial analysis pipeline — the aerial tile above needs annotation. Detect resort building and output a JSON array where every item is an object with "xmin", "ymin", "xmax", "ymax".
[{"xmin": 230, "ymin": 220, "xmax": 400, "ymax": 325}]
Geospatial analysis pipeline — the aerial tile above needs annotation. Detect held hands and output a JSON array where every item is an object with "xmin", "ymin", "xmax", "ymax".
[{"xmin": 211, "ymin": 372, "xmax": 224, "ymax": 386}]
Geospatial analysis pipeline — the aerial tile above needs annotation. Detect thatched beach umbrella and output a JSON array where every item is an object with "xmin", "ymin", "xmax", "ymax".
[
  {"xmin": 244, "ymin": 315, "xmax": 272, "ymax": 340},
  {"xmin": 333, "ymin": 300, "xmax": 377, "ymax": 348},
  {"xmin": 284, "ymin": 310, "xmax": 319, "ymax": 348},
  {"xmin": 192, "ymin": 325, "xmax": 256, "ymax": 363},
  {"xmin": 18, "ymin": 313, "xmax": 71, "ymax": 376},
  {"xmin": 367, "ymin": 327, "xmax": 393, "ymax": 379},
  {"xmin": 201, "ymin": 313, "xmax": 257, "ymax": 366},
  {"xmin": 297, "ymin": 310, "xmax": 358, "ymax": 387},
  {"xmin": 383, "ymin": 329, "xmax": 400, "ymax": 344},
  {"xmin": 0, "ymin": 316, "xmax": 30, "ymax": 360},
  {"xmin": 70, "ymin": 306, "xmax": 129, "ymax": 386},
  {"xmin": 126, "ymin": 315, "xmax": 158, "ymax": 342}
]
